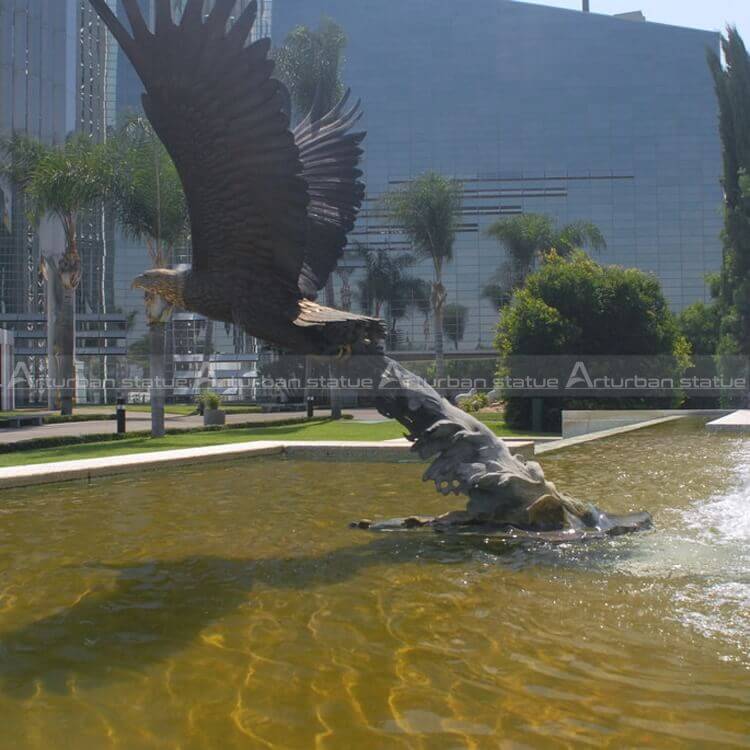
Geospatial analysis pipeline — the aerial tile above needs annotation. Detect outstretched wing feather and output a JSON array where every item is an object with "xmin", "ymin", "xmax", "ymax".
[
  {"xmin": 294, "ymin": 91, "xmax": 366, "ymax": 298},
  {"xmin": 89, "ymin": 0, "xmax": 309, "ymax": 305}
]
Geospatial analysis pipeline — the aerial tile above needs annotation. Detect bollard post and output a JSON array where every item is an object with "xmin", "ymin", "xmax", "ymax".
[
  {"xmin": 116, "ymin": 397, "xmax": 127, "ymax": 434},
  {"xmin": 307, "ymin": 396, "xmax": 315, "ymax": 419},
  {"xmin": 531, "ymin": 398, "xmax": 544, "ymax": 435}
]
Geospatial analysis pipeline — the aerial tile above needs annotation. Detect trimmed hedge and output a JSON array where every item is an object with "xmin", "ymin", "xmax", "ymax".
[{"xmin": 44, "ymin": 414, "xmax": 115, "ymax": 425}]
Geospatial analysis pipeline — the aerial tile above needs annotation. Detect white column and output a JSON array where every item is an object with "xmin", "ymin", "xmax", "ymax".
[{"xmin": 0, "ymin": 329, "xmax": 15, "ymax": 411}]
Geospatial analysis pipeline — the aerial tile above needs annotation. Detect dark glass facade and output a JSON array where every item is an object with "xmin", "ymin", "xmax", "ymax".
[{"xmin": 273, "ymin": 0, "xmax": 724, "ymax": 354}]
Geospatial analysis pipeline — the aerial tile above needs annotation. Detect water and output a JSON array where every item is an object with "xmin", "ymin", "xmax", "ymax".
[{"xmin": 0, "ymin": 419, "xmax": 748, "ymax": 747}]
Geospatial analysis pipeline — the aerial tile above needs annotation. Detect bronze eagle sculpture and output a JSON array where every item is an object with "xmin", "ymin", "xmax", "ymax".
[
  {"xmin": 91, "ymin": 0, "xmax": 382, "ymax": 357},
  {"xmin": 89, "ymin": 0, "xmax": 651, "ymax": 539}
]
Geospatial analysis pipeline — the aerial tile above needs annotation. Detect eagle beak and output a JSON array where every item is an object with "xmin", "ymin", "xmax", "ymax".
[{"xmin": 132, "ymin": 275, "xmax": 147, "ymax": 291}]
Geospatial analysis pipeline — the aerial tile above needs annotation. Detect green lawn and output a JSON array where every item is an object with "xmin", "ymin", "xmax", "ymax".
[{"xmin": 0, "ymin": 416, "xmax": 540, "ymax": 468}]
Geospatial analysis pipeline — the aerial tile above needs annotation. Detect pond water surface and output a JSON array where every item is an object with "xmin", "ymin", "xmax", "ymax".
[{"xmin": 0, "ymin": 419, "xmax": 748, "ymax": 748}]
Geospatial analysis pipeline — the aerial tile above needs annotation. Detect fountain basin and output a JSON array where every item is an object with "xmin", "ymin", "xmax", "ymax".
[{"xmin": 0, "ymin": 418, "xmax": 747, "ymax": 747}]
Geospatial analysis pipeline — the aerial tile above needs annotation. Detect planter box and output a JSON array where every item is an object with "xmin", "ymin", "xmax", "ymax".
[{"xmin": 203, "ymin": 409, "xmax": 226, "ymax": 427}]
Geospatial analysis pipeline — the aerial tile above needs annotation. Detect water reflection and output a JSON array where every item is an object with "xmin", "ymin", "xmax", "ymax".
[{"xmin": 1, "ymin": 533, "xmax": 631, "ymax": 695}]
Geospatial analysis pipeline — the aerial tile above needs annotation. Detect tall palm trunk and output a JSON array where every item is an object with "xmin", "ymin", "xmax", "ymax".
[
  {"xmin": 58, "ymin": 230, "xmax": 81, "ymax": 416},
  {"xmin": 58, "ymin": 283, "xmax": 76, "ymax": 417},
  {"xmin": 149, "ymin": 321, "xmax": 166, "ymax": 438},
  {"xmin": 198, "ymin": 319, "xmax": 215, "ymax": 388},
  {"xmin": 324, "ymin": 277, "xmax": 343, "ymax": 418},
  {"xmin": 145, "ymin": 293, "xmax": 172, "ymax": 437},
  {"xmin": 43, "ymin": 237, "xmax": 80, "ymax": 416},
  {"xmin": 43, "ymin": 257, "xmax": 61, "ymax": 411},
  {"xmin": 432, "ymin": 277, "xmax": 447, "ymax": 384}
]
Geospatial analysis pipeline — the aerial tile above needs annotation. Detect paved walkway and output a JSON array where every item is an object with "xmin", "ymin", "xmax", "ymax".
[
  {"xmin": 0, "ymin": 408, "xmax": 387, "ymax": 445},
  {"xmin": 706, "ymin": 410, "xmax": 750, "ymax": 433}
]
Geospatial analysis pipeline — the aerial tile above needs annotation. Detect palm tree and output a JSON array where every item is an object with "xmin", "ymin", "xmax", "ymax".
[
  {"xmin": 274, "ymin": 16, "xmax": 348, "ymax": 312},
  {"xmin": 481, "ymin": 260, "xmax": 514, "ymax": 312},
  {"xmin": 274, "ymin": 17, "xmax": 348, "ymax": 416},
  {"xmin": 384, "ymin": 172, "xmax": 462, "ymax": 379},
  {"xmin": 0, "ymin": 133, "xmax": 113, "ymax": 415},
  {"xmin": 110, "ymin": 118, "xmax": 189, "ymax": 437},
  {"xmin": 386, "ymin": 275, "xmax": 429, "ymax": 351},
  {"xmin": 274, "ymin": 17, "xmax": 347, "ymax": 124},
  {"xmin": 402, "ymin": 277, "xmax": 433, "ymax": 351},
  {"xmin": 442, "ymin": 303, "xmax": 469, "ymax": 350},
  {"xmin": 355, "ymin": 246, "xmax": 415, "ymax": 316},
  {"xmin": 355, "ymin": 247, "xmax": 425, "ymax": 350},
  {"xmin": 484, "ymin": 213, "xmax": 606, "ymax": 309}
]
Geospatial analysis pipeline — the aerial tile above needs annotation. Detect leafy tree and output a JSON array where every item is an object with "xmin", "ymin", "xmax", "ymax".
[
  {"xmin": 109, "ymin": 117, "xmax": 189, "ymax": 436},
  {"xmin": 678, "ymin": 299, "xmax": 723, "ymax": 408},
  {"xmin": 0, "ymin": 133, "xmax": 113, "ymax": 415},
  {"xmin": 679, "ymin": 301, "xmax": 721, "ymax": 356},
  {"xmin": 383, "ymin": 172, "xmax": 462, "ymax": 379},
  {"xmin": 484, "ymin": 213, "xmax": 606, "ymax": 309},
  {"xmin": 708, "ymin": 28, "xmax": 750, "ymax": 405},
  {"xmin": 442, "ymin": 303, "xmax": 468, "ymax": 350},
  {"xmin": 497, "ymin": 252, "xmax": 690, "ymax": 431}
]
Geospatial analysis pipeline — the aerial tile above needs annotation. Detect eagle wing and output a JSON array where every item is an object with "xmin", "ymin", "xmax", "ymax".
[
  {"xmin": 294, "ymin": 91, "xmax": 366, "ymax": 298},
  {"xmin": 89, "ymin": 0, "xmax": 309, "ymax": 312}
]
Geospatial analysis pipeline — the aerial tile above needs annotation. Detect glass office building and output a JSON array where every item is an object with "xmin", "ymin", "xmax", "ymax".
[
  {"xmin": 0, "ymin": 0, "xmax": 130, "ymax": 405},
  {"xmin": 0, "ymin": 0, "xmax": 725, "ymax": 401},
  {"xmin": 272, "ymin": 0, "xmax": 724, "ymax": 354},
  {"xmin": 108, "ymin": 0, "xmax": 268, "ymax": 400},
  {"xmin": 0, "ymin": 1, "xmax": 265, "ymax": 404}
]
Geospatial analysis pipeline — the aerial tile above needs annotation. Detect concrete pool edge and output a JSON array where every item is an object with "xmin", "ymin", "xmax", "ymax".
[
  {"xmin": 0, "ymin": 440, "xmax": 536, "ymax": 489},
  {"xmin": 535, "ymin": 415, "xmax": 686, "ymax": 454},
  {"xmin": 0, "ymin": 412, "xmax": 710, "ymax": 488}
]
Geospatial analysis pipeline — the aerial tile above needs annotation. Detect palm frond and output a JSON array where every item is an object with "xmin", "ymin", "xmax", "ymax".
[
  {"xmin": 383, "ymin": 172, "xmax": 462, "ymax": 264},
  {"xmin": 109, "ymin": 118, "xmax": 189, "ymax": 265}
]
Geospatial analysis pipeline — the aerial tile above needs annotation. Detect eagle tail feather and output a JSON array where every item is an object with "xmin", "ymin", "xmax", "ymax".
[{"xmin": 294, "ymin": 300, "xmax": 385, "ymax": 355}]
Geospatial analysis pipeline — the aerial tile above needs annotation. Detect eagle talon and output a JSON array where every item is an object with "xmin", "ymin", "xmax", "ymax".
[{"xmin": 337, "ymin": 344, "xmax": 353, "ymax": 360}]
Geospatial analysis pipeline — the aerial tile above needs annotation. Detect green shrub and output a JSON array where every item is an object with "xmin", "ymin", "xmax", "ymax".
[
  {"xmin": 45, "ymin": 414, "xmax": 114, "ymax": 425},
  {"xmin": 198, "ymin": 389, "xmax": 222, "ymax": 411},
  {"xmin": 496, "ymin": 251, "xmax": 691, "ymax": 431},
  {"xmin": 460, "ymin": 392, "xmax": 489, "ymax": 413}
]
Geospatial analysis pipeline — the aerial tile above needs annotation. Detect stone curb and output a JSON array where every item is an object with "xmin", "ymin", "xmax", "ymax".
[
  {"xmin": 706, "ymin": 410, "xmax": 750, "ymax": 433},
  {"xmin": 0, "ymin": 439, "xmax": 536, "ymax": 489},
  {"xmin": 535, "ymin": 415, "xmax": 685, "ymax": 455}
]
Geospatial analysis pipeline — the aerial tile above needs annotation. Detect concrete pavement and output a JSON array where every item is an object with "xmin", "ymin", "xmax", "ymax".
[{"xmin": 0, "ymin": 408, "xmax": 390, "ymax": 445}]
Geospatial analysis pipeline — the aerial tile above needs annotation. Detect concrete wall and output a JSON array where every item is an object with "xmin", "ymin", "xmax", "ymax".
[{"xmin": 562, "ymin": 409, "xmax": 731, "ymax": 438}]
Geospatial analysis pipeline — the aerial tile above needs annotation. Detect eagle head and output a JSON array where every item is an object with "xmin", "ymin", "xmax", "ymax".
[{"xmin": 132, "ymin": 269, "xmax": 186, "ymax": 308}]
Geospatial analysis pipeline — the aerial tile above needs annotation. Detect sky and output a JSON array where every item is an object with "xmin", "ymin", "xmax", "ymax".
[{"xmin": 518, "ymin": 0, "xmax": 749, "ymax": 39}]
